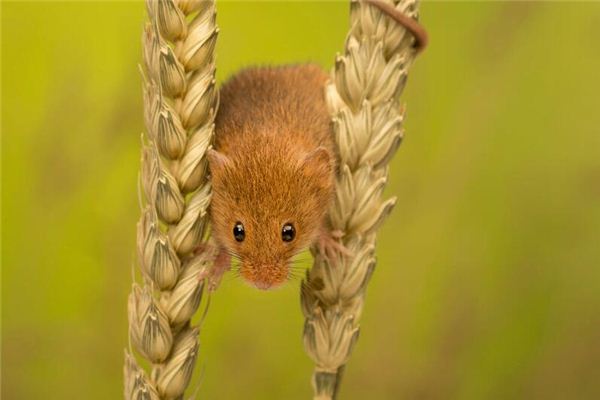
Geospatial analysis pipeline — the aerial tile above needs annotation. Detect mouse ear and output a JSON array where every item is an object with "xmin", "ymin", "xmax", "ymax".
[
  {"xmin": 207, "ymin": 149, "xmax": 232, "ymax": 176},
  {"xmin": 299, "ymin": 147, "xmax": 334, "ymax": 189}
]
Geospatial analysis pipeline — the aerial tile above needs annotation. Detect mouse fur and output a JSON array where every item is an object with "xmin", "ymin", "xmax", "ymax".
[{"xmin": 208, "ymin": 64, "xmax": 335, "ymax": 290}]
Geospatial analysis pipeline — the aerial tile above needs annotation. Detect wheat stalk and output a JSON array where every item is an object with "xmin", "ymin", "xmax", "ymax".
[
  {"xmin": 124, "ymin": 1, "xmax": 218, "ymax": 399},
  {"xmin": 301, "ymin": 0, "xmax": 422, "ymax": 398}
]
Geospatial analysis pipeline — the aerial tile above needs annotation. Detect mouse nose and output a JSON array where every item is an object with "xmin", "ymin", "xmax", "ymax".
[
  {"xmin": 253, "ymin": 280, "xmax": 273, "ymax": 290},
  {"xmin": 240, "ymin": 262, "xmax": 288, "ymax": 290}
]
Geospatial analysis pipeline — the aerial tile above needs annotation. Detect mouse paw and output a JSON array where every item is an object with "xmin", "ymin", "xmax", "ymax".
[
  {"xmin": 317, "ymin": 228, "xmax": 353, "ymax": 263},
  {"xmin": 207, "ymin": 249, "xmax": 231, "ymax": 292},
  {"xmin": 192, "ymin": 242, "xmax": 218, "ymax": 258}
]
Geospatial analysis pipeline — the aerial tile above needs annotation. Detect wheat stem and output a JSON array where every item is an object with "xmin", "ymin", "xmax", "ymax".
[
  {"xmin": 124, "ymin": 1, "xmax": 218, "ymax": 399},
  {"xmin": 301, "ymin": 1, "xmax": 422, "ymax": 398}
]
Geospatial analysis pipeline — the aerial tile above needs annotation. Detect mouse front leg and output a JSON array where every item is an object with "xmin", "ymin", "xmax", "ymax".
[
  {"xmin": 208, "ymin": 248, "xmax": 232, "ymax": 291},
  {"xmin": 193, "ymin": 243, "xmax": 232, "ymax": 291}
]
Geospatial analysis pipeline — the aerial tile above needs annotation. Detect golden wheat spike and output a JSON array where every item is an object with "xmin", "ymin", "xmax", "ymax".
[
  {"xmin": 125, "ymin": 1, "xmax": 218, "ymax": 399},
  {"xmin": 301, "ymin": 0, "xmax": 422, "ymax": 398}
]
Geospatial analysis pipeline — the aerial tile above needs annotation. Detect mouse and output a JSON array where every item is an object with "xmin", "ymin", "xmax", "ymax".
[
  {"xmin": 208, "ymin": 64, "xmax": 335, "ymax": 290},
  {"xmin": 205, "ymin": 2, "xmax": 427, "ymax": 290}
]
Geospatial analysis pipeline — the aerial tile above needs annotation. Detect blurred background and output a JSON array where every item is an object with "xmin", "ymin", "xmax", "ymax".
[{"xmin": 3, "ymin": 1, "xmax": 600, "ymax": 399}]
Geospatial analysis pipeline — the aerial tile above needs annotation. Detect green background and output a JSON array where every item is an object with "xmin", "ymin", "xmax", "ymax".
[{"xmin": 3, "ymin": 1, "xmax": 600, "ymax": 399}]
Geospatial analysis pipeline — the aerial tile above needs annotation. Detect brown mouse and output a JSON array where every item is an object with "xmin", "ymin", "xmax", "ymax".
[
  {"xmin": 206, "ymin": 3, "xmax": 427, "ymax": 290},
  {"xmin": 208, "ymin": 64, "xmax": 335, "ymax": 290}
]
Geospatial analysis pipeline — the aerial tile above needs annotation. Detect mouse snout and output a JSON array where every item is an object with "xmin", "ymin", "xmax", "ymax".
[
  {"xmin": 253, "ymin": 280, "xmax": 275, "ymax": 290},
  {"xmin": 240, "ymin": 262, "xmax": 288, "ymax": 290}
]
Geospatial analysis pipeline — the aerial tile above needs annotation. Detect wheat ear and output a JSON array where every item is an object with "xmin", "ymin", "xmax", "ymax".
[
  {"xmin": 124, "ymin": 1, "xmax": 218, "ymax": 399},
  {"xmin": 301, "ymin": 0, "xmax": 421, "ymax": 398}
]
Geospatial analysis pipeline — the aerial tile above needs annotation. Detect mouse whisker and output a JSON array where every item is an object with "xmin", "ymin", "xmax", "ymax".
[
  {"xmin": 300, "ymin": 278, "xmax": 326, "ymax": 291},
  {"xmin": 290, "ymin": 257, "xmax": 312, "ymax": 264},
  {"xmin": 289, "ymin": 262, "xmax": 310, "ymax": 268},
  {"xmin": 291, "ymin": 256, "xmax": 311, "ymax": 262},
  {"xmin": 287, "ymin": 263, "xmax": 307, "ymax": 269},
  {"xmin": 288, "ymin": 263, "xmax": 310, "ymax": 270},
  {"xmin": 227, "ymin": 267, "xmax": 242, "ymax": 278},
  {"xmin": 287, "ymin": 270, "xmax": 303, "ymax": 279},
  {"xmin": 288, "ymin": 269, "xmax": 306, "ymax": 273},
  {"xmin": 226, "ymin": 251, "xmax": 242, "ymax": 261},
  {"xmin": 219, "ymin": 247, "xmax": 241, "ymax": 259}
]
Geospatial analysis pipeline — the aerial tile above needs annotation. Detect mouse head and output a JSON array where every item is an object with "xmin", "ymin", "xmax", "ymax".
[{"xmin": 208, "ymin": 146, "xmax": 333, "ymax": 290}]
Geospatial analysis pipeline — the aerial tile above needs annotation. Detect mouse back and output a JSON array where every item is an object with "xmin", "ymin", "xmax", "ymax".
[{"xmin": 215, "ymin": 64, "xmax": 333, "ymax": 154}]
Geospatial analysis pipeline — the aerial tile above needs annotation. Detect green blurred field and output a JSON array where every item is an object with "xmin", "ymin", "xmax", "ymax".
[{"xmin": 2, "ymin": 1, "xmax": 600, "ymax": 399}]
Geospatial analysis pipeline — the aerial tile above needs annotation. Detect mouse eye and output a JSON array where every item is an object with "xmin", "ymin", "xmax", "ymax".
[
  {"xmin": 282, "ymin": 223, "xmax": 295, "ymax": 242},
  {"xmin": 233, "ymin": 222, "xmax": 245, "ymax": 242}
]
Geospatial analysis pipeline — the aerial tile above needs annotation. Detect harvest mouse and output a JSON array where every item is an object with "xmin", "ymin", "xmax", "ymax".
[
  {"xmin": 206, "ymin": 2, "xmax": 427, "ymax": 290},
  {"xmin": 208, "ymin": 64, "xmax": 336, "ymax": 290}
]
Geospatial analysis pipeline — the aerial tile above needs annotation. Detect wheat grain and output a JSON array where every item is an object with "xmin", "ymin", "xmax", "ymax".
[
  {"xmin": 301, "ymin": 1, "xmax": 422, "ymax": 398},
  {"xmin": 125, "ymin": 1, "xmax": 218, "ymax": 399}
]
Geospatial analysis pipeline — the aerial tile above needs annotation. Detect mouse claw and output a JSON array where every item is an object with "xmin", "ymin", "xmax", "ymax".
[{"xmin": 317, "ymin": 228, "xmax": 353, "ymax": 263}]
